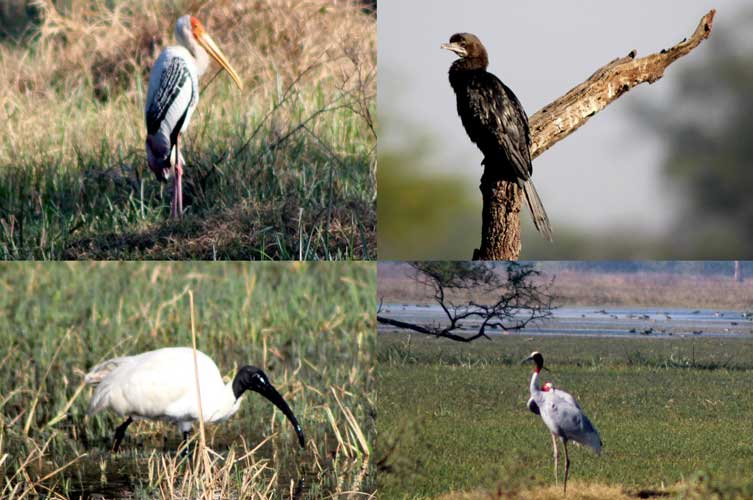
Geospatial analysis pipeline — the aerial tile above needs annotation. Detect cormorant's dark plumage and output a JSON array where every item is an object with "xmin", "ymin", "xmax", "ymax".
[{"xmin": 442, "ymin": 33, "xmax": 553, "ymax": 241}]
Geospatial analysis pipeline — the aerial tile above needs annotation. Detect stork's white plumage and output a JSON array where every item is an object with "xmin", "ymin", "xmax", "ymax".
[
  {"xmin": 145, "ymin": 15, "xmax": 242, "ymax": 218},
  {"xmin": 85, "ymin": 347, "xmax": 304, "ymax": 452},
  {"xmin": 523, "ymin": 351, "xmax": 601, "ymax": 495}
]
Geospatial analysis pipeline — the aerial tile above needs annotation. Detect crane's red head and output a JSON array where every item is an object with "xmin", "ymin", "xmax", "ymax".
[{"xmin": 542, "ymin": 382, "xmax": 554, "ymax": 392}]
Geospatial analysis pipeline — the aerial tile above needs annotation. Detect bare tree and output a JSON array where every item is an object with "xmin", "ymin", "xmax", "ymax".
[
  {"xmin": 477, "ymin": 10, "xmax": 716, "ymax": 260},
  {"xmin": 377, "ymin": 262, "xmax": 554, "ymax": 342}
]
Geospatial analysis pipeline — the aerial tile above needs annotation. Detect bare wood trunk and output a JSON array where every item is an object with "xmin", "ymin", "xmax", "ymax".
[
  {"xmin": 475, "ymin": 10, "xmax": 715, "ymax": 260},
  {"xmin": 735, "ymin": 260, "xmax": 743, "ymax": 283},
  {"xmin": 475, "ymin": 174, "xmax": 521, "ymax": 260}
]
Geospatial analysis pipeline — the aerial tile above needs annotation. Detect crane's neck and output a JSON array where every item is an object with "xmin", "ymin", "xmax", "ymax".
[{"xmin": 529, "ymin": 367, "xmax": 541, "ymax": 395}]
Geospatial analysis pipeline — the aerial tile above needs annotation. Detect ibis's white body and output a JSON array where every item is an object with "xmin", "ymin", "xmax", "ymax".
[
  {"xmin": 86, "ymin": 347, "xmax": 241, "ymax": 433},
  {"xmin": 528, "ymin": 370, "xmax": 601, "ymax": 454}
]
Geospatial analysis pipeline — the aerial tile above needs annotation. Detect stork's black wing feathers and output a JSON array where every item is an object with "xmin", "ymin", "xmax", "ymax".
[{"xmin": 145, "ymin": 56, "xmax": 191, "ymax": 136}]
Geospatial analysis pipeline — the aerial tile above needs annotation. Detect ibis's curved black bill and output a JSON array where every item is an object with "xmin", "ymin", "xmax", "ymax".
[{"xmin": 233, "ymin": 365, "xmax": 306, "ymax": 448}]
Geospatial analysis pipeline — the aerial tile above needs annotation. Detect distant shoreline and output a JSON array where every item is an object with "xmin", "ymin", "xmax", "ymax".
[{"xmin": 378, "ymin": 269, "xmax": 753, "ymax": 310}]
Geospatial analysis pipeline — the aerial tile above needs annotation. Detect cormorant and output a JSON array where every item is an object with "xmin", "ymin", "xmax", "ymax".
[{"xmin": 442, "ymin": 33, "xmax": 553, "ymax": 241}]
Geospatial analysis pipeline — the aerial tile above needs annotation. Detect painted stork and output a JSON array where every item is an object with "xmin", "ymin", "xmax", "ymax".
[
  {"xmin": 522, "ymin": 351, "xmax": 601, "ymax": 495},
  {"xmin": 145, "ymin": 15, "xmax": 242, "ymax": 219},
  {"xmin": 85, "ymin": 347, "xmax": 305, "ymax": 451}
]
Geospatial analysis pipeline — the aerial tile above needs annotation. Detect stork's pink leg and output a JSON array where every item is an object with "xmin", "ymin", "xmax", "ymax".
[{"xmin": 172, "ymin": 135, "xmax": 184, "ymax": 219}]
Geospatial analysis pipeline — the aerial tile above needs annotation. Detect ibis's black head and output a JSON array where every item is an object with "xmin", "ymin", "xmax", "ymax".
[
  {"xmin": 233, "ymin": 366, "xmax": 306, "ymax": 449},
  {"xmin": 441, "ymin": 33, "xmax": 489, "ymax": 70},
  {"xmin": 521, "ymin": 351, "xmax": 545, "ymax": 372}
]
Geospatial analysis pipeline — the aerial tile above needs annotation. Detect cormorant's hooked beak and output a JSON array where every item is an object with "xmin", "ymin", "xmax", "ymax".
[
  {"xmin": 441, "ymin": 42, "xmax": 468, "ymax": 57},
  {"xmin": 234, "ymin": 367, "xmax": 305, "ymax": 449},
  {"xmin": 195, "ymin": 31, "xmax": 243, "ymax": 90}
]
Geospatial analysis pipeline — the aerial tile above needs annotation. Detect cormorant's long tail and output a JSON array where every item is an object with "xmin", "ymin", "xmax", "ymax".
[{"xmin": 522, "ymin": 180, "xmax": 553, "ymax": 242}]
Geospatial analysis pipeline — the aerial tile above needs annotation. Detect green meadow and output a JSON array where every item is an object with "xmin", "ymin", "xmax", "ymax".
[
  {"xmin": 378, "ymin": 332, "xmax": 753, "ymax": 500},
  {"xmin": 0, "ymin": 262, "xmax": 375, "ymax": 498}
]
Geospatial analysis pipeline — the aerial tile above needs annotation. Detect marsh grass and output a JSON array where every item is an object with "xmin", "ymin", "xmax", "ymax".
[
  {"xmin": 0, "ymin": 0, "xmax": 376, "ymax": 260},
  {"xmin": 0, "ymin": 262, "xmax": 375, "ymax": 498},
  {"xmin": 378, "ymin": 332, "xmax": 753, "ymax": 499}
]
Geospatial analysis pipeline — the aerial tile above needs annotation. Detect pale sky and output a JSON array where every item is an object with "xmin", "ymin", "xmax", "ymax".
[{"xmin": 378, "ymin": 1, "xmax": 742, "ymax": 235}]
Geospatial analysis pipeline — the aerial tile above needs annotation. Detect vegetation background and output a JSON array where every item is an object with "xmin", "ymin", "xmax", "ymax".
[
  {"xmin": 0, "ymin": 0, "xmax": 376, "ymax": 260},
  {"xmin": 0, "ymin": 262, "xmax": 375, "ymax": 498}
]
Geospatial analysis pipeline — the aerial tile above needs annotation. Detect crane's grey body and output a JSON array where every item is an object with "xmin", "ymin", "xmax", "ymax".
[
  {"xmin": 528, "ymin": 383, "xmax": 602, "ymax": 453},
  {"xmin": 524, "ymin": 352, "xmax": 601, "ymax": 494}
]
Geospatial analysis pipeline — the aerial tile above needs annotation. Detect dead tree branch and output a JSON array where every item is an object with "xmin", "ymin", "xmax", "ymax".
[
  {"xmin": 476, "ymin": 9, "xmax": 716, "ymax": 261},
  {"xmin": 377, "ymin": 262, "xmax": 554, "ymax": 342}
]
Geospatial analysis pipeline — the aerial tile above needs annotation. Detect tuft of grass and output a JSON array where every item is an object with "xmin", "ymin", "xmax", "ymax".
[
  {"xmin": 378, "ymin": 332, "xmax": 753, "ymax": 499},
  {"xmin": 0, "ymin": 262, "xmax": 376, "ymax": 498},
  {"xmin": 0, "ymin": 0, "xmax": 376, "ymax": 260}
]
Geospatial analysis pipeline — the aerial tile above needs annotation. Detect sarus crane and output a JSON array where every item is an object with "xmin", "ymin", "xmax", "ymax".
[
  {"xmin": 145, "ymin": 15, "xmax": 242, "ymax": 218},
  {"xmin": 522, "ymin": 351, "xmax": 601, "ymax": 494},
  {"xmin": 85, "ymin": 347, "xmax": 305, "ymax": 452}
]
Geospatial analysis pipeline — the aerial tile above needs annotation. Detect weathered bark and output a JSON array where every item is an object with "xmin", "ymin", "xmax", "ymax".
[{"xmin": 476, "ymin": 9, "xmax": 716, "ymax": 261}]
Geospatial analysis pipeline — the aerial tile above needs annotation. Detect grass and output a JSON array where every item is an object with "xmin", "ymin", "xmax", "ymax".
[
  {"xmin": 0, "ymin": 0, "xmax": 375, "ymax": 260},
  {"xmin": 0, "ymin": 262, "xmax": 376, "ymax": 499},
  {"xmin": 378, "ymin": 331, "xmax": 753, "ymax": 500}
]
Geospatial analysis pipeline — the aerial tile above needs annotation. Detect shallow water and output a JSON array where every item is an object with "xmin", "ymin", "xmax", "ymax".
[
  {"xmin": 380, "ymin": 304, "xmax": 753, "ymax": 338},
  {"xmin": 45, "ymin": 427, "xmax": 366, "ymax": 499}
]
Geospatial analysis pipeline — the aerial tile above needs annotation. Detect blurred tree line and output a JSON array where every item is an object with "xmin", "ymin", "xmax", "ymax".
[{"xmin": 635, "ymin": 9, "xmax": 753, "ymax": 258}]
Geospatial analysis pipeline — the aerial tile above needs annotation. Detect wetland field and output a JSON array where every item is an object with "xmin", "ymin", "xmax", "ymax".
[{"xmin": 0, "ymin": 262, "xmax": 375, "ymax": 499}]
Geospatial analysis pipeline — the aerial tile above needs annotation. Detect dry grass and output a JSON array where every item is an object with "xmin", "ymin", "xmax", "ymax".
[
  {"xmin": 378, "ymin": 265, "xmax": 753, "ymax": 309},
  {"xmin": 435, "ymin": 481, "xmax": 673, "ymax": 500},
  {"xmin": 0, "ymin": 0, "xmax": 375, "ymax": 259}
]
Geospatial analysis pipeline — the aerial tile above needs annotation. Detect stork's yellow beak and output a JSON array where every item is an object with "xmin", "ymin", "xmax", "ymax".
[{"xmin": 196, "ymin": 32, "xmax": 243, "ymax": 90}]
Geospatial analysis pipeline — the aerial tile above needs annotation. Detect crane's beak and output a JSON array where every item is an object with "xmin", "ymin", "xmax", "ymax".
[
  {"xmin": 196, "ymin": 31, "xmax": 243, "ymax": 90},
  {"xmin": 441, "ymin": 42, "xmax": 467, "ymax": 57}
]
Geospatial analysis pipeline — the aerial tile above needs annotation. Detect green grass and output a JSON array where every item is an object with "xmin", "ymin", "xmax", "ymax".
[
  {"xmin": 378, "ymin": 331, "xmax": 753, "ymax": 499},
  {"xmin": 0, "ymin": 0, "xmax": 375, "ymax": 260},
  {"xmin": 0, "ymin": 262, "xmax": 376, "ymax": 498}
]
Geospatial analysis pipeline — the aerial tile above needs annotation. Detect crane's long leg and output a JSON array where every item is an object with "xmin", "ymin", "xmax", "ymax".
[
  {"xmin": 563, "ymin": 439, "xmax": 571, "ymax": 496},
  {"xmin": 112, "ymin": 416, "xmax": 133, "ymax": 452},
  {"xmin": 551, "ymin": 432, "xmax": 559, "ymax": 485}
]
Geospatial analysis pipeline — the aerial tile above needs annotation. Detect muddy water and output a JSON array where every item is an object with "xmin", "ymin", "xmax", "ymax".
[{"xmin": 379, "ymin": 305, "xmax": 753, "ymax": 338}]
